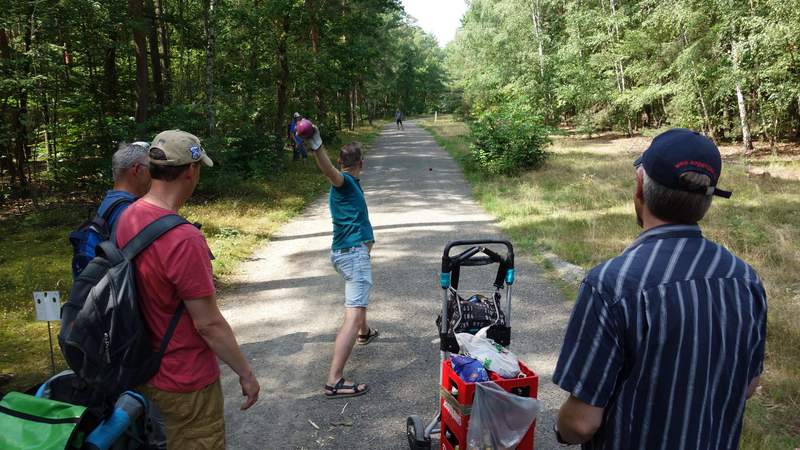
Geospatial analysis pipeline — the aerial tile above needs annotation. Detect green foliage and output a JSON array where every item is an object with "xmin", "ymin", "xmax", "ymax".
[
  {"xmin": 447, "ymin": 0, "xmax": 800, "ymax": 144},
  {"xmin": 318, "ymin": 125, "xmax": 340, "ymax": 148},
  {"xmin": 468, "ymin": 103, "xmax": 550, "ymax": 175},
  {"xmin": 143, "ymin": 105, "xmax": 208, "ymax": 138},
  {"xmin": 0, "ymin": 0, "xmax": 448, "ymax": 196},
  {"xmin": 202, "ymin": 124, "xmax": 284, "ymax": 181}
]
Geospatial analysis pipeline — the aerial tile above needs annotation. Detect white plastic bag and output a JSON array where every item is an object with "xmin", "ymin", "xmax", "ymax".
[
  {"xmin": 455, "ymin": 327, "xmax": 520, "ymax": 378},
  {"xmin": 466, "ymin": 381, "xmax": 541, "ymax": 450}
]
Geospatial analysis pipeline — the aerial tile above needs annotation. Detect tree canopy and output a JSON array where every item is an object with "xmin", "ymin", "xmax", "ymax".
[
  {"xmin": 447, "ymin": 0, "xmax": 800, "ymax": 148},
  {"xmin": 0, "ymin": 0, "xmax": 448, "ymax": 195}
]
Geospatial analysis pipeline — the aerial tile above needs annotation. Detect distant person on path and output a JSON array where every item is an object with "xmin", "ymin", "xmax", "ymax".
[
  {"xmin": 288, "ymin": 112, "xmax": 308, "ymax": 161},
  {"xmin": 395, "ymin": 109, "xmax": 404, "ymax": 130},
  {"xmin": 303, "ymin": 121, "xmax": 378, "ymax": 399},
  {"xmin": 552, "ymin": 128, "xmax": 766, "ymax": 449},
  {"xmin": 116, "ymin": 130, "xmax": 260, "ymax": 448}
]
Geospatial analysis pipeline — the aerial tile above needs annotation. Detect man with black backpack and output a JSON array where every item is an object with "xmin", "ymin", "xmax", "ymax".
[
  {"xmin": 114, "ymin": 130, "xmax": 260, "ymax": 448},
  {"xmin": 70, "ymin": 142, "xmax": 151, "ymax": 278}
]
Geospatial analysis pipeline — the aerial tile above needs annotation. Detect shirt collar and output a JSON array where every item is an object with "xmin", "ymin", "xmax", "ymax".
[{"xmin": 624, "ymin": 223, "xmax": 703, "ymax": 253}]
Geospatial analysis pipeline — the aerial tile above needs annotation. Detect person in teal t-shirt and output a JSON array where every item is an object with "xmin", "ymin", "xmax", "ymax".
[{"xmin": 305, "ymin": 119, "xmax": 377, "ymax": 399}]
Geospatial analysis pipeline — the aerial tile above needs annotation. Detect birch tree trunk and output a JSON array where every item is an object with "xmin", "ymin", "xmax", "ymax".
[
  {"xmin": 348, "ymin": 86, "xmax": 355, "ymax": 131},
  {"xmin": 609, "ymin": 0, "xmax": 632, "ymax": 134},
  {"xmin": 531, "ymin": 0, "xmax": 545, "ymax": 80},
  {"xmin": 203, "ymin": 0, "xmax": 216, "ymax": 136},
  {"xmin": 732, "ymin": 41, "xmax": 753, "ymax": 152}
]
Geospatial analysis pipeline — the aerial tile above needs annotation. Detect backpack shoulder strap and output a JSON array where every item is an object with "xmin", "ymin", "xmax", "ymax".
[
  {"xmin": 100, "ymin": 197, "xmax": 134, "ymax": 222},
  {"xmin": 121, "ymin": 214, "xmax": 190, "ymax": 261},
  {"xmin": 159, "ymin": 302, "xmax": 186, "ymax": 355}
]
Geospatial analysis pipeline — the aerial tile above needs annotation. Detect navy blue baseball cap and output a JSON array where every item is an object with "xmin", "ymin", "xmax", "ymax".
[{"xmin": 634, "ymin": 128, "xmax": 732, "ymax": 198}]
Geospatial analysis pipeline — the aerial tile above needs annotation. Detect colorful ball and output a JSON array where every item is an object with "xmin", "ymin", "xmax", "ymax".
[{"xmin": 296, "ymin": 119, "xmax": 314, "ymax": 139}]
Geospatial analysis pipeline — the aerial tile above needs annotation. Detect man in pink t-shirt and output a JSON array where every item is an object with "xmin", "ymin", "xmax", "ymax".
[{"xmin": 116, "ymin": 130, "xmax": 259, "ymax": 449}]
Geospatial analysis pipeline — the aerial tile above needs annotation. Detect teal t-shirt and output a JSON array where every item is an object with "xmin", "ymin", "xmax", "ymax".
[{"xmin": 329, "ymin": 172, "xmax": 374, "ymax": 250}]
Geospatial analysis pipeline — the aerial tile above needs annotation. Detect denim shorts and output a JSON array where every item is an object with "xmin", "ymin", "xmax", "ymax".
[{"xmin": 331, "ymin": 244, "xmax": 372, "ymax": 308}]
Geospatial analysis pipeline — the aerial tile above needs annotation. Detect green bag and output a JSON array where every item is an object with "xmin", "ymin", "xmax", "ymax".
[{"xmin": 0, "ymin": 391, "xmax": 87, "ymax": 450}]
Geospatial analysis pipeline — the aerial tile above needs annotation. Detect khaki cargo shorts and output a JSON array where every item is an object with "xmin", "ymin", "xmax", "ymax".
[{"xmin": 140, "ymin": 379, "xmax": 225, "ymax": 450}]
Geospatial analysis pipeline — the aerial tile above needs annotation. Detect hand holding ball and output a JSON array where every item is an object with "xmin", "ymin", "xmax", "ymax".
[
  {"xmin": 296, "ymin": 119, "xmax": 315, "ymax": 139},
  {"xmin": 296, "ymin": 118, "xmax": 323, "ymax": 151}
]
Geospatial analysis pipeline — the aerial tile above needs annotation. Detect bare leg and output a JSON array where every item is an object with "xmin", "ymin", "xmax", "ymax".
[{"xmin": 327, "ymin": 307, "xmax": 369, "ymax": 386}]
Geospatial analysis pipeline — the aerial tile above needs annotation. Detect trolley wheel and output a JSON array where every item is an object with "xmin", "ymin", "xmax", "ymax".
[{"xmin": 406, "ymin": 415, "xmax": 431, "ymax": 449}]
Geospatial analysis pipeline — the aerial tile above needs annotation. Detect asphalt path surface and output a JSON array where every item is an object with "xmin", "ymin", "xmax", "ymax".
[{"xmin": 220, "ymin": 121, "xmax": 572, "ymax": 449}]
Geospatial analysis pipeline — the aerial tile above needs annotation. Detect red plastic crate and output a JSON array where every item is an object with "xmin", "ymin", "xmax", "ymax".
[{"xmin": 439, "ymin": 359, "xmax": 539, "ymax": 450}]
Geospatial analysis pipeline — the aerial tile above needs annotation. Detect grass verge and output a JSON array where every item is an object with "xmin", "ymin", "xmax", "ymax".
[
  {"xmin": 419, "ymin": 115, "xmax": 800, "ymax": 449},
  {"xmin": 0, "ymin": 123, "xmax": 384, "ymax": 393}
]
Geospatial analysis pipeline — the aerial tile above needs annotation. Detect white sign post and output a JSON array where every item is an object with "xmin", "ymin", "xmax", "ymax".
[{"xmin": 33, "ymin": 291, "xmax": 61, "ymax": 375}]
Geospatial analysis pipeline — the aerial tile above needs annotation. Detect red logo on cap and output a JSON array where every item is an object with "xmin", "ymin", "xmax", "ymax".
[{"xmin": 675, "ymin": 160, "xmax": 717, "ymax": 177}]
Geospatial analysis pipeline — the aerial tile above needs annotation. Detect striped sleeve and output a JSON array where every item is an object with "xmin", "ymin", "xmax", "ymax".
[
  {"xmin": 748, "ymin": 281, "xmax": 767, "ymax": 379},
  {"xmin": 553, "ymin": 281, "xmax": 624, "ymax": 407}
]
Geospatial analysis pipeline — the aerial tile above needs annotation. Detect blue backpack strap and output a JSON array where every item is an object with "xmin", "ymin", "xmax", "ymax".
[
  {"xmin": 100, "ymin": 197, "xmax": 134, "ymax": 222},
  {"xmin": 99, "ymin": 197, "xmax": 134, "ymax": 236}
]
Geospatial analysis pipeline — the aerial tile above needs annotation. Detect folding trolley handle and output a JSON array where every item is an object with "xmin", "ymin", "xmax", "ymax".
[{"xmin": 438, "ymin": 239, "xmax": 515, "ymax": 345}]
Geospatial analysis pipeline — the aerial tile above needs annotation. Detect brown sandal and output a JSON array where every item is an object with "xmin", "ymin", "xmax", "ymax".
[{"xmin": 357, "ymin": 328, "xmax": 379, "ymax": 345}]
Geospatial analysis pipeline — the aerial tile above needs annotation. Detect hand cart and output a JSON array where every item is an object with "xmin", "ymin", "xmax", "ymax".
[{"xmin": 406, "ymin": 239, "xmax": 538, "ymax": 449}]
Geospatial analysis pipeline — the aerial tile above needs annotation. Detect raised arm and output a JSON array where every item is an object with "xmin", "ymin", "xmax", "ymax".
[
  {"xmin": 311, "ymin": 144, "xmax": 344, "ymax": 187},
  {"xmin": 306, "ymin": 125, "xmax": 344, "ymax": 187}
]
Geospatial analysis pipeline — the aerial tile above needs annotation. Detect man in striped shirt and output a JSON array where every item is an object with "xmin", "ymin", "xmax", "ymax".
[{"xmin": 552, "ymin": 128, "xmax": 767, "ymax": 449}]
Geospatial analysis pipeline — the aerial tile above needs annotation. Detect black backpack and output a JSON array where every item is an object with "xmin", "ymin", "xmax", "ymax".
[
  {"xmin": 69, "ymin": 197, "xmax": 134, "ymax": 279},
  {"xmin": 59, "ymin": 214, "xmax": 189, "ymax": 406}
]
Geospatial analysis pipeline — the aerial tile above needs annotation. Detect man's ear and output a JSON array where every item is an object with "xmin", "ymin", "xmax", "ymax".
[
  {"xmin": 186, "ymin": 163, "xmax": 198, "ymax": 180},
  {"xmin": 635, "ymin": 170, "xmax": 644, "ymax": 200}
]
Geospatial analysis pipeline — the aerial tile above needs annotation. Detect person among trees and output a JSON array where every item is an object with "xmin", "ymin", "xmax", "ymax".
[
  {"xmin": 115, "ymin": 130, "xmax": 260, "ymax": 448},
  {"xmin": 288, "ymin": 112, "xmax": 308, "ymax": 161},
  {"xmin": 552, "ymin": 128, "xmax": 766, "ymax": 449},
  {"xmin": 395, "ymin": 109, "xmax": 404, "ymax": 130},
  {"xmin": 98, "ymin": 141, "xmax": 152, "ymax": 226},
  {"xmin": 302, "ymin": 120, "xmax": 378, "ymax": 398}
]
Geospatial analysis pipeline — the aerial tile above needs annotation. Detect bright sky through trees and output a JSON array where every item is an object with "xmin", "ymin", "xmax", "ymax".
[{"xmin": 401, "ymin": 0, "xmax": 468, "ymax": 47}]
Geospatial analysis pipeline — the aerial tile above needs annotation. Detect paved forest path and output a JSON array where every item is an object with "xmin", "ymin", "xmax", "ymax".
[{"xmin": 220, "ymin": 121, "xmax": 571, "ymax": 449}]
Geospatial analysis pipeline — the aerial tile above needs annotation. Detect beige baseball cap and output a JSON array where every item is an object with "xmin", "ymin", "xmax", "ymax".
[{"xmin": 149, "ymin": 130, "xmax": 213, "ymax": 167}]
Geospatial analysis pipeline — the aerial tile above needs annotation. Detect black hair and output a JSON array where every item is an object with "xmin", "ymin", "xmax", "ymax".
[{"xmin": 149, "ymin": 163, "xmax": 192, "ymax": 181}]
